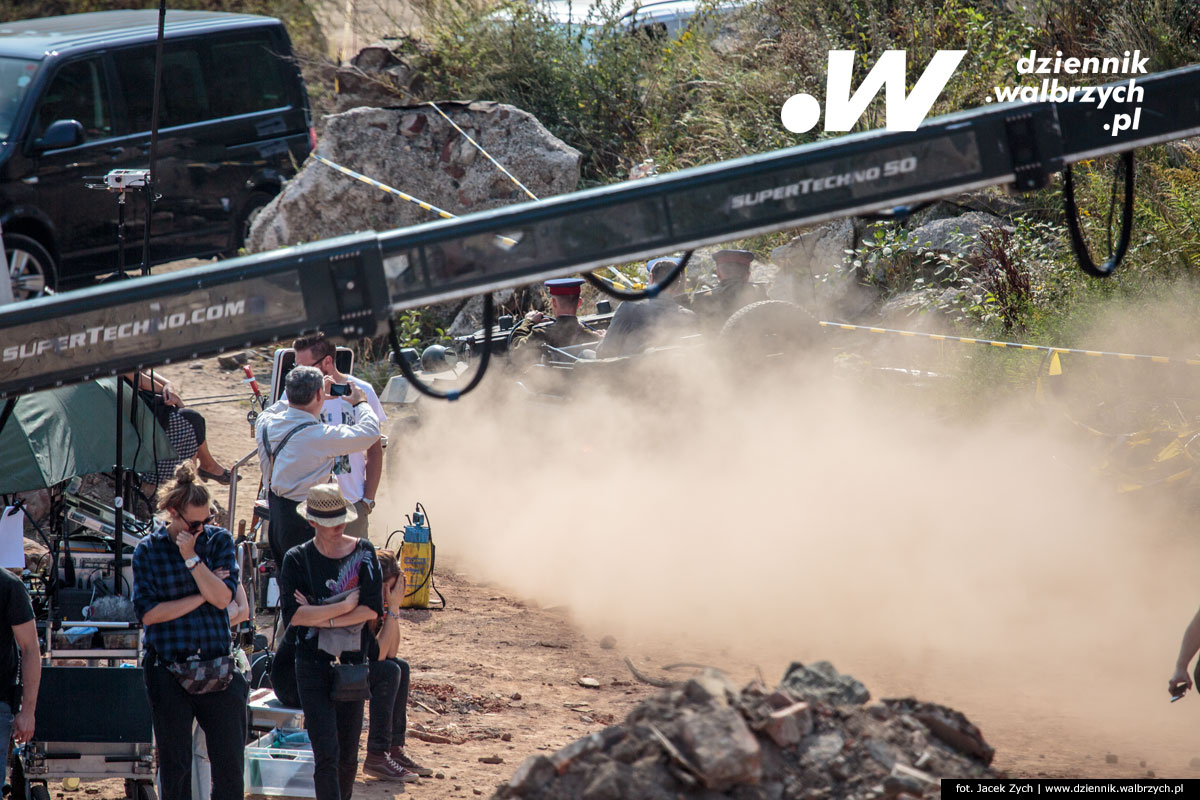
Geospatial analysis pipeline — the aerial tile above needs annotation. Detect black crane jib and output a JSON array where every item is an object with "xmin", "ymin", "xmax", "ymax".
[{"xmin": 0, "ymin": 64, "xmax": 1197, "ymax": 400}]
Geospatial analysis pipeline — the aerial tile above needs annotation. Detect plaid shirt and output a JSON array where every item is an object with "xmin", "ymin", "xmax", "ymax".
[{"xmin": 132, "ymin": 522, "xmax": 238, "ymax": 662}]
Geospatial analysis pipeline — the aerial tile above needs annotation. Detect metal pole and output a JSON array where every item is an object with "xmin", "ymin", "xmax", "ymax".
[
  {"xmin": 117, "ymin": 192, "xmax": 126, "ymax": 275},
  {"xmin": 113, "ymin": 379, "xmax": 125, "ymax": 596},
  {"xmin": 0, "ymin": 397, "xmax": 15, "ymax": 439},
  {"xmin": 140, "ymin": 0, "xmax": 167, "ymax": 276}
]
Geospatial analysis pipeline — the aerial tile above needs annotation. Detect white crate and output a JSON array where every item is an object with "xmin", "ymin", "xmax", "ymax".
[{"xmin": 244, "ymin": 730, "xmax": 315, "ymax": 799}]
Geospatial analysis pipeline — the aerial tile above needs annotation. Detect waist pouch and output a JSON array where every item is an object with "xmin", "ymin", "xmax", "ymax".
[{"xmin": 166, "ymin": 654, "xmax": 236, "ymax": 695}]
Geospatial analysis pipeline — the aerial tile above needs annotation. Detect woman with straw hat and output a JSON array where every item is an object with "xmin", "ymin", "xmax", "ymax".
[{"xmin": 278, "ymin": 483, "xmax": 384, "ymax": 800}]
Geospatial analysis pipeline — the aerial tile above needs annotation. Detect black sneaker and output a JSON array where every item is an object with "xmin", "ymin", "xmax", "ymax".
[
  {"xmin": 363, "ymin": 752, "xmax": 419, "ymax": 782},
  {"xmin": 389, "ymin": 747, "xmax": 434, "ymax": 777}
]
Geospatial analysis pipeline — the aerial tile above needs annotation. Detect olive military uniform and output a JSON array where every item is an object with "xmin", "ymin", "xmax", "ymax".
[
  {"xmin": 510, "ymin": 314, "xmax": 603, "ymax": 352},
  {"xmin": 509, "ymin": 278, "xmax": 602, "ymax": 365}
]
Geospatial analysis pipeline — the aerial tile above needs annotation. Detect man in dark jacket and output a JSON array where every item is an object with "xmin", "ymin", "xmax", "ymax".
[{"xmin": 597, "ymin": 257, "xmax": 696, "ymax": 358}]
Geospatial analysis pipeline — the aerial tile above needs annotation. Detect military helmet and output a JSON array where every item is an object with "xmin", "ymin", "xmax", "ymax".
[{"xmin": 420, "ymin": 344, "xmax": 454, "ymax": 372}]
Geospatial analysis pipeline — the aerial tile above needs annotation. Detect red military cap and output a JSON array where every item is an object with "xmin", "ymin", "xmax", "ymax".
[{"xmin": 545, "ymin": 278, "xmax": 585, "ymax": 296}]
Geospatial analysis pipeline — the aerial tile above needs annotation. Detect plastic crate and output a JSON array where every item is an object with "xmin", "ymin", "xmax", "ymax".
[
  {"xmin": 248, "ymin": 689, "xmax": 304, "ymax": 731},
  {"xmin": 244, "ymin": 729, "xmax": 315, "ymax": 799}
]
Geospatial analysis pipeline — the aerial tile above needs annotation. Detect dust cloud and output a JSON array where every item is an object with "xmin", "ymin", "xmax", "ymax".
[{"xmin": 381, "ymin": 294, "xmax": 1200, "ymax": 774}]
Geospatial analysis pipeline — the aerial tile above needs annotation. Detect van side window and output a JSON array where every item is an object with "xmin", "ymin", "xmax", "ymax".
[
  {"xmin": 208, "ymin": 37, "xmax": 287, "ymax": 117},
  {"xmin": 114, "ymin": 44, "xmax": 210, "ymax": 132},
  {"xmin": 33, "ymin": 58, "xmax": 111, "ymax": 141}
]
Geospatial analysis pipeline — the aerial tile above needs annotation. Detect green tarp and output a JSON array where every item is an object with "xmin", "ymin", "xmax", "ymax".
[{"xmin": 0, "ymin": 377, "xmax": 176, "ymax": 494}]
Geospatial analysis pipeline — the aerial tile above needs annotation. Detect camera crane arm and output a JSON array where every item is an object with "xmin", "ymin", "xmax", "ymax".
[{"xmin": 0, "ymin": 64, "xmax": 1197, "ymax": 400}]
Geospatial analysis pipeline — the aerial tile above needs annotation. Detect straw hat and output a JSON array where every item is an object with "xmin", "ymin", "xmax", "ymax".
[{"xmin": 297, "ymin": 483, "xmax": 358, "ymax": 526}]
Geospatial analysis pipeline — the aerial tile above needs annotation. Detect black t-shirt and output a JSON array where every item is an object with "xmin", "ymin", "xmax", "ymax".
[
  {"xmin": 0, "ymin": 569, "xmax": 35, "ymax": 687},
  {"xmin": 279, "ymin": 538, "xmax": 383, "ymax": 660}
]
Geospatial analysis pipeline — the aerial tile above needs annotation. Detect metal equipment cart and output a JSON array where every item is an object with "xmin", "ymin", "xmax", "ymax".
[{"xmin": 9, "ymin": 621, "xmax": 156, "ymax": 800}]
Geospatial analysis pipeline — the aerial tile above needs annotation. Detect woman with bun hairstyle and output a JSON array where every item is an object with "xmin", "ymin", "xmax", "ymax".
[{"xmin": 132, "ymin": 463, "xmax": 246, "ymax": 800}]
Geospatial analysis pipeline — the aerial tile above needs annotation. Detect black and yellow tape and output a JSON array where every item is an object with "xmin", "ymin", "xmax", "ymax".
[
  {"xmin": 313, "ymin": 154, "xmax": 518, "ymax": 248},
  {"xmin": 818, "ymin": 321, "xmax": 1200, "ymax": 368}
]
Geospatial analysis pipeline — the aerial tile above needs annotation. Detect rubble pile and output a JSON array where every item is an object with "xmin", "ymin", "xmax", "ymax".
[{"xmin": 495, "ymin": 661, "xmax": 998, "ymax": 800}]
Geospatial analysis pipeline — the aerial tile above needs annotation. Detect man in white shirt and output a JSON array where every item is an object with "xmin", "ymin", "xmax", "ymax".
[
  {"xmin": 291, "ymin": 333, "xmax": 388, "ymax": 540},
  {"xmin": 256, "ymin": 365, "xmax": 380, "ymax": 562}
]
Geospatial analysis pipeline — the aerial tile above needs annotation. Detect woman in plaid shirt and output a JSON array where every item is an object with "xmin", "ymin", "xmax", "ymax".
[{"xmin": 132, "ymin": 463, "xmax": 245, "ymax": 800}]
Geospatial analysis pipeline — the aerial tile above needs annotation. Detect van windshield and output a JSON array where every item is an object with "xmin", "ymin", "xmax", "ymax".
[{"xmin": 0, "ymin": 57, "xmax": 39, "ymax": 141}]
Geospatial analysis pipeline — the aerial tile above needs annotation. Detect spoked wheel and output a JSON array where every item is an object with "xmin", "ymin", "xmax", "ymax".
[
  {"xmin": 4, "ymin": 234, "xmax": 57, "ymax": 301},
  {"xmin": 718, "ymin": 300, "xmax": 821, "ymax": 370}
]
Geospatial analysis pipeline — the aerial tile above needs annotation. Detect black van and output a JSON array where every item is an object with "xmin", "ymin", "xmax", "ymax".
[{"xmin": 0, "ymin": 10, "xmax": 313, "ymax": 300}]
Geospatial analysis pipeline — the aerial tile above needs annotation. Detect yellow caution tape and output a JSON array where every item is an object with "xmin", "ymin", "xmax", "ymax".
[
  {"xmin": 313, "ymin": 154, "xmax": 518, "ymax": 248},
  {"xmin": 818, "ymin": 321, "xmax": 1200, "ymax": 367},
  {"xmin": 426, "ymin": 102, "xmax": 540, "ymax": 202}
]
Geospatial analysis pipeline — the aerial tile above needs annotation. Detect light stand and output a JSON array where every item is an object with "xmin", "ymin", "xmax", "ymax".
[{"xmin": 85, "ymin": 169, "xmax": 151, "ymax": 595}]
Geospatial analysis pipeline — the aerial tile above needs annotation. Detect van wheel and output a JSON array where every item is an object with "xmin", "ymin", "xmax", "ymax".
[
  {"xmin": 230, "ymin": 191, "xmax": 275, "ymax": 255},
  {"xmin": 4, "ymin": 234, "xmax": 57, "ymax": 300}
]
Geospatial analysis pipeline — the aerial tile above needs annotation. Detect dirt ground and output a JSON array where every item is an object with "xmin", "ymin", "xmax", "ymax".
[
  {"xmin": 120, "ymin": 347, "xmax": 1200, "ymax": 800},
  {"xmin": 137, "ymin": 354, "xmax": 680, "ymax": 800}
]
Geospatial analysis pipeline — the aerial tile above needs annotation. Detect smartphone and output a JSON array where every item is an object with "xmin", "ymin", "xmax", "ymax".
[{"xmin": 330, "ymin": 383, "xmax": 352, "ymax": 397}]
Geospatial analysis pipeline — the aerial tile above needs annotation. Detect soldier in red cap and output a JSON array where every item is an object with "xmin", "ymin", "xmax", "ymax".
[
  {"xmin": 509, "ymin": 278, "xmax": 602, "ymax": 359},
  {"xmin": 690, "ymin": 249, "xmax": 765, "ymax": 323}
]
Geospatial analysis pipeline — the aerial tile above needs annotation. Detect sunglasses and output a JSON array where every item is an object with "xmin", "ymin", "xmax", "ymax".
[{"xmin": 184, "ymin": 514, "xmax": 214, "ymax": 532}]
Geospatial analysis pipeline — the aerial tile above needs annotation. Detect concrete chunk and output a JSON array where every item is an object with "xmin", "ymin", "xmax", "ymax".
[
  {"xmin": 759, "ymin": 701, "xmax": 813, "ymax": 748},
  {"xmin": 678, "ymin": 707, "xmax": 762, "ymax": 791}
]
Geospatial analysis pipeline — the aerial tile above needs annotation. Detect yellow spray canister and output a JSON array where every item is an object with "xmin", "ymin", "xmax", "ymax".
[{"xmin": 399, "ymin": 503, "xmax": 435, "ymax": 609}]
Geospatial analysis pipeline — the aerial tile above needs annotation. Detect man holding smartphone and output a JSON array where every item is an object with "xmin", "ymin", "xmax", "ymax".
[
  {"xmin": 256, "ymin": 366, "xmax": 380, "ymax": 562},
  {"xmin": 292, "ymin": 333, "xmax": 388, "ymax": 539}
]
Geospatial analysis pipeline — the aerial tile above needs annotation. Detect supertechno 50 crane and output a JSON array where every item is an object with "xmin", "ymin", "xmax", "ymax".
[{"xmin": 0, "ymin": 63, "xmax": 1198, "ymax": 405}]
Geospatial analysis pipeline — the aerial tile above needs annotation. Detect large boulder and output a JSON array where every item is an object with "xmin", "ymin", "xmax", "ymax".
[
  {"xmin": 906, "ymin": 210, "xmax": 1011, "ymax": 260},
  {"xmin": 769, "ymin": 219, "xmax": 879, "ymax": 319},
  {"xmin": 248, "ymin": 102, "xmax": 582, "ymax": 253}
]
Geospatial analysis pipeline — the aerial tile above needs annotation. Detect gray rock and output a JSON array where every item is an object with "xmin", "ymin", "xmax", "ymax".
[
  {"xmin": 883, "ymin": 699, "xmax": 994, "ymax": 766},
  {"xmin": 866, "ymin": 739, "xmax": 899, "ymax": 769},
  {"xmin": 1105, "ymin": 753, "xmax": 1118, "ymax": 764},
  {"xmin": 800, "ymin": 731, "xmax": 845, "ymax": 768},
  {"xmin": 248, "ymin": 103, "xmax": 582, "ymax": 254},
  {"xmin": 1189, "ymin": 757, "xmax": 1200, "ymax": 769},
  {"xmin": 449, "ymin": 289, "xmax": 516, "ymax": 336},
  {"xmin": 550, "ymin": 732, "xmax": 606, "ymax": 774},
  {"xmin": 503, "ymin": 755, "xmax": 555, "ymax": 797},
  {"xmin": 682, "ymin": 669, "xmax": 739, "ymax": 708},
  {"xmin": 906, "ymin": 211, "xmax": 1010, "ymax": 260},
  {"xmin": 769, "ymin": 219, "xmax": 879, "ymax": 319},
  {"xmin": 883, "ymin": 773, "xmax": 926, "ymax": 797},
  {"xmin": 678, "ymin": 707, "xmax": 763, "ymax": 791},
  {"xmin": 780, "ymin": 661, "xmax": 871, "ymax": 706},
  {"xmin": 217, "ymin": 352, "xmax": 250, "ymax": 369},
  {"xmin": 581, "ymin": 761, "xmax": 630, "ymax": 800}
]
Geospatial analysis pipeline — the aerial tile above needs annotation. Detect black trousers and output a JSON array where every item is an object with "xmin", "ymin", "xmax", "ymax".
[
  {"xmin": 268, "ymin": 492, "xmax": 312, "ymax": 563},
  {"xmin": 143, "ymin": 661, "xmax": 248, "ymax": 800},
  {"xmin": 366, "ymin": 658, "xmax": 410, "ymax": 753},
  {"xmin": 295, "ymin": 653, "xmax": 365, "ymax": 800}
]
